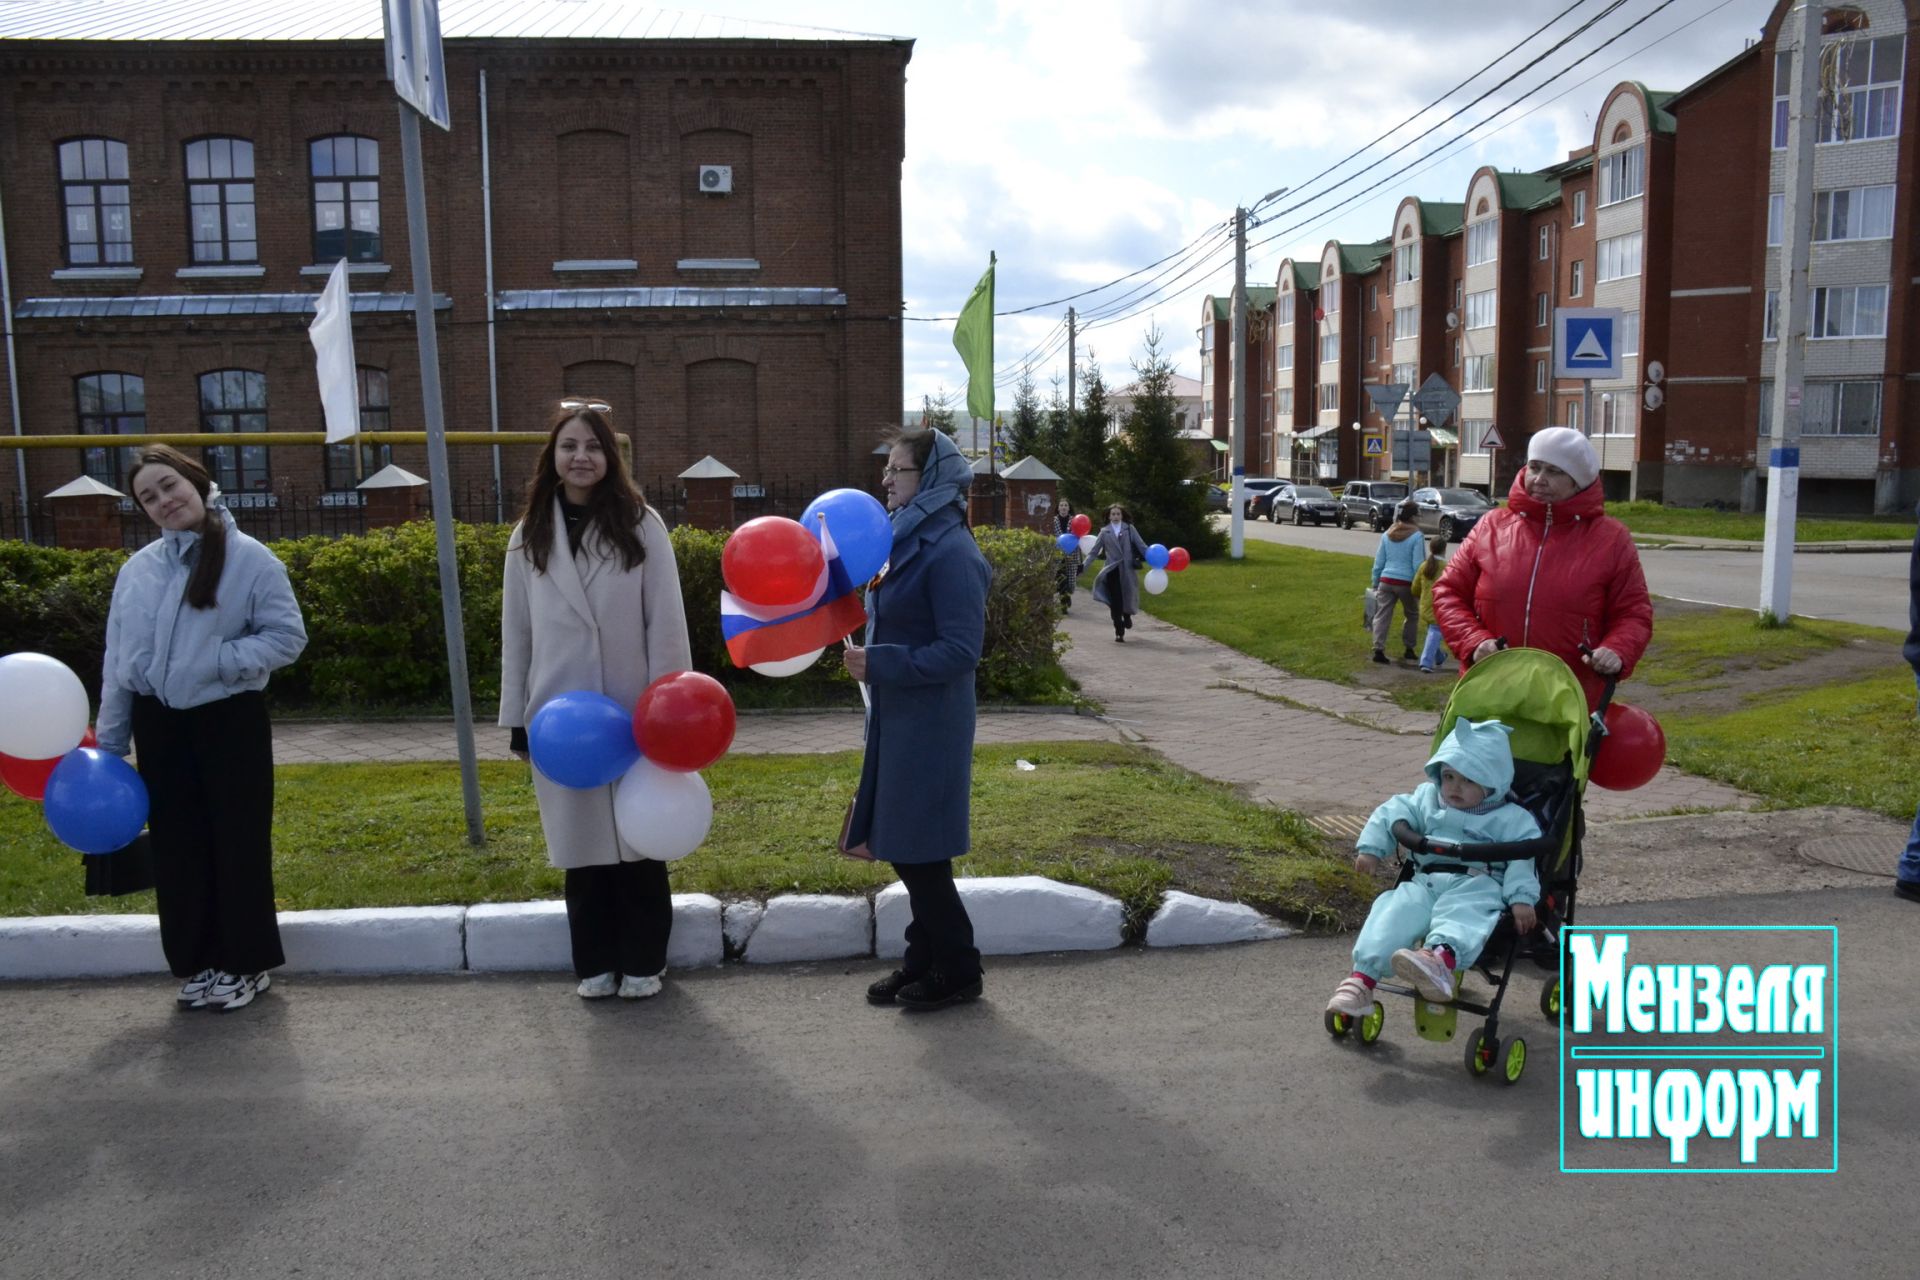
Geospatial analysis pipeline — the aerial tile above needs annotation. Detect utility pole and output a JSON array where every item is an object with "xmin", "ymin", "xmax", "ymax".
[
  {"xmin": 1761, "ymin": 0, "xmax": 1819, "ymax": 622},
  {"xmin": 1230, "ymin": 205, "xmax": 1248, "ymax": 559},
  {"xmin": 1066, "ymin": 307, "xmax": 1077, "ymax": 413}
]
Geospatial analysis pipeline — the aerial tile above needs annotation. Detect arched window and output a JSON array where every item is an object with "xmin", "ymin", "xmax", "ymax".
[
  {"xmin": 75, "ymin": 372, "xmax": 144, "ymax": 490},
  {"xmin": 199, "ymin": 370, "xmax": 270, "ymax": 493},
  {"xmin": 310, "ymin": 135, "xmax": 381, "ymax": 262},
  {"xmin": 185, "ymin": 137, "xmax": 257, "ymax": 263},
  {"xmin": 1823, "ymin": 7, "xmax": 1868, "ymax": 35},
  {"xmin": 56, "ymin": 138, "xmax": 132, "ymax": 266},
  {"xmin": 1612, "ymin": 121, "xmax": 1634, "ymax": 144},
  {"xmin": 325, "ymin": 367, "xmax": 392, "ymax": 491}
]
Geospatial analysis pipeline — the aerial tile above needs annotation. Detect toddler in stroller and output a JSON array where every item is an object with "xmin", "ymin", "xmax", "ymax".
[{"xmin": 1327, "ymin": 717, "xmax": 1542, "ymax": 1018}]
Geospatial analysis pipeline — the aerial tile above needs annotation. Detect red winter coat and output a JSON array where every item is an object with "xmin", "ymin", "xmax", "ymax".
[{"xmin": 1432, "ymin": 472, "xmax": 1653, "ymax": 709}]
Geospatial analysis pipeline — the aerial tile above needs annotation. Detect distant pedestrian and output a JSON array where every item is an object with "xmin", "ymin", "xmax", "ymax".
[
  {"xmin": 1898, "ymin": 501, "xmax": 1920, "ymax": 904},
  {"xmin": 843, "ymin": 427, "xmax": 992, "ymax": 1010},
  {"xmin": 1085, "ymin": 503, "xmax": 1150, "ymax": 642},
  {"xmin": 500, "ymin": 398, "xmax": 692, "ymax": 1001},
  {"xmin": 96, "ymin": 445, "xmax": 308, "ymax": 1012},
  {"xmin": 1412, "ymin": 535, "xmax": 1450, "ymax": 674},
  {"xmin": 1369, "ymin": 500, "xmax": 1424, "ymax": 664},
  {"xmin": 1055, "ymin": 498, "xmax": 1080, "ymax": 613}
]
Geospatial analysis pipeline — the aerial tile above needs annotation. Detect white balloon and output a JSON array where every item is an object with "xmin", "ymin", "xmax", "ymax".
[
  {"xmin": 1143, "ymin": 568, "xmax": 1170, "ymax": 596},
  {"xmin": 613, "ymin": 758, "xmax": 713, "ymax": 862},
  {"xmin": 750, "ymin": 647, "xmax": 824, "ymax": 678},
  {"xmin": 1077, "ymin": 534, "xmax": 1097, "ymax": 556},
  {"xmin": 0, "ymin": 653, "xmax": 90, "ymax": 760}
]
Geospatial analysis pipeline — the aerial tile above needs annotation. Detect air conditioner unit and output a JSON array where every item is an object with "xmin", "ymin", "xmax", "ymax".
[
  {"xmin": 1444, "ymin": 311, "xmax": 1460, "ymax": 330},
  {"xmin": 697, "ymin": 164, "xmax": 733, "ymax": 194}
]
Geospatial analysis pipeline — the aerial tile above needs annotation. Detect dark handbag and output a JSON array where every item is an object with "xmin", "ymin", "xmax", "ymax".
[
  {"xmin": 838, "ymin": 800, "xmax": 873, "ymax": 861},
  {"xmin": 82, "ymin": 831, "xmax": 156, "ymax": 897}
]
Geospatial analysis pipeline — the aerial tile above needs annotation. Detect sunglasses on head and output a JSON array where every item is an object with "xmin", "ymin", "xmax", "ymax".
[{"xmin": 560, "ymin": 398, "xmax": 612, "ymax": 415}]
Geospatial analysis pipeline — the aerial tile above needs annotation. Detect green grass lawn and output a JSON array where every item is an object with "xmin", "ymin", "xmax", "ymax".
[
  {"xmin": 1608, "ymin": 501, "xmax": 1911, "ymax": 542},
  {"xmin": 1636, "ymin": 609, "xmax": 1897, "ymax": 686},
  {"xmin": 0, "ymin": 741, "xmax": 1366, "ymax": 933}
]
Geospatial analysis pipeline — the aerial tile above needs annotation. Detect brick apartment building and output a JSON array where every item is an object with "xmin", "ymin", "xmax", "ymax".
[
  {"xmin": 1198, "ymin": 286, "xmax": 1274, "ymax": 478},
  {"xmin": 0, "ymin": 1, "xmax": 910, "ymax": 536},
  {"xmin": 1229, "ymin": 0, "xmax": 1918, "ymax": 513}
]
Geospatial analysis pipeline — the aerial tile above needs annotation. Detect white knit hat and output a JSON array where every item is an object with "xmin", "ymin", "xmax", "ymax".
[{"xmin": 1527, "ymin": 426, "xmax": 1600, "ymax": 490}]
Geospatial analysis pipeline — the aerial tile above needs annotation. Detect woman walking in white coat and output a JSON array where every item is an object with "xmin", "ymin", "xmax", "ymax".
[{"xmin": 500, "ymin": 399, "xmax": 692, "ymax": 1001}]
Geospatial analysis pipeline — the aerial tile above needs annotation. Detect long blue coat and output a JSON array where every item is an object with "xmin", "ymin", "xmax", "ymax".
[{"xmin": 844, "ymin": 504, "xmax": 991, "ymax": 864}]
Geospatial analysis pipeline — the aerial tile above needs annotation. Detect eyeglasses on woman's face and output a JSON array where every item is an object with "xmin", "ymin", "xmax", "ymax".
[
  {"xmin": 559, "ymin": 398, "xmax": 612, "ymax": 415},
  {"xmin": 882, "ymin": 465, "xmax": 920, "ymax": 479}
]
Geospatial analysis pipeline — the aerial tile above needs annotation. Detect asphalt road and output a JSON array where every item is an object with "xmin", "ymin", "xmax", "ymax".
[
  {"xmin": 2, "ymin": 886, "xmax": 1910, "ymax": 1280},
  {"xmin": 1227, "ymin": 514, "xmax": 1907, "ymax": 630}
]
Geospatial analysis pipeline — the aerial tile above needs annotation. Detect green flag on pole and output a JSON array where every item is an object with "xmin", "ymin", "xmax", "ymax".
[{"xmin": 952, "ymin": 252, "xmax": 995, "ymax": 424}]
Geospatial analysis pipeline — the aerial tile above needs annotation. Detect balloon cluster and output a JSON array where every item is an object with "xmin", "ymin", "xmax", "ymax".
[
  {"xmin": 719, "ymin": 488, "xmax": 891, "ymax": 679},
  {"xmin": 1056, "ymin": 515, "xmax": 1191, "ymax": 597},
  {"xmin": 0, "ymin": 653, "xmax": 148, "ymax": 854},
  {"xmin": 527, "ymin": 671, "xmax": 737, "ymax": 861}
]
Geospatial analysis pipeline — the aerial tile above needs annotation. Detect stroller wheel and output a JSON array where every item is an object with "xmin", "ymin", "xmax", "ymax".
[
  {"xmin": 1464, "ymin": 1027, "xmax": 1499, "ymax": 1077},
  {"xmin": 1539, "ymin": 978, "xmax": 1562, "ymax": 1020},
  {"xmin": 1501, "ymin": 1037, "xmax": 1528, "ymax": 1086},
  {"xmin": 1358, "ymin": 1001, "xmax": 1385, "ymax": 1045},
  {"xmin": 1324, "ymin": 1009, "xmax": 1352, "ymax": 1039}
]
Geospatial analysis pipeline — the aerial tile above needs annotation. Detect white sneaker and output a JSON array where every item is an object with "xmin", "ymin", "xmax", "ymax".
[
  {"xmin": 203, "ymin": 971, "xmax": 271, "ymax": 1012},
  {"xmin": 576, "ymin": 972, "xmax": 618, "ymax": 999},
  {"xmin": 618, "ymin": 973, "xmax": 663, "ymax": 1000},
  {"xmin": 176, "ymin": 968, "xmax": 218, "ymax": 1008},
  {"xmin": 1391, "ymin": 947, "xmax": 1456, "ymax": 1003},
  {"xmin": 1326, "ymin": 975, "xmax": 1375, "ymax": 1017}
]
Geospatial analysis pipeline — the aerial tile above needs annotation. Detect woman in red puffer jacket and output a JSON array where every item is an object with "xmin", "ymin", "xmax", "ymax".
[{"xmin": 1432, "ymin": 427, "xmax": 1652, "ymax": 710}]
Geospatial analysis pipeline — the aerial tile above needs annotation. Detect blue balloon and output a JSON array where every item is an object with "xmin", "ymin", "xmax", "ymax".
[
  {"xmin": 44, "ymin": 748, "xmax": 148, "ymax": 855},
  {"xmin": 529, "ymin": 691, "xmax": 640, "ymax": 789},
  {"xmin": 1056, "ymin": 532, "xmax": 1078, "ymax": 553},
  {"xmin": 800, "ymin": 488, "xmax": 893, "ymax": 586},
  {"xmin": 1145, "ymin": 543, "xmax": 1171, "ymax": 570}
]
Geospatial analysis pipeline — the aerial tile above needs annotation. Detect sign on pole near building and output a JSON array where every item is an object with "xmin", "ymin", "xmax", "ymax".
[
  {"xmin": 1410, "ymin": 372, "xmax": 1461, "ymax": 427},
  {"xmin": 1479, "ymin": 422, "xmax": 1505, "ymax": 452},
  {"xmin": 1364, "ymin": 382, "xmax": 1409, "ymax": 421},
  {"xmin": 1363, "ymin": 435, "xmax": 1386, "ymax": 457},
  {"xmin": 1553, "ymin": 307, "xmax": 1623, "ymax": 380},
  {"xmin": 385, "ymin": 0, "xmax": 451, "ymax": 130}
]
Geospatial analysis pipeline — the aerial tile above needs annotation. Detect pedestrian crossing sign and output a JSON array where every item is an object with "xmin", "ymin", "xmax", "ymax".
[
  {"xmin": 1363, "ymin": 435, "xmax": 1386, "ymax": 456},
  {"xmin": 1553, "ymin": 307, "xmax": 1623, "ymax": 379}
]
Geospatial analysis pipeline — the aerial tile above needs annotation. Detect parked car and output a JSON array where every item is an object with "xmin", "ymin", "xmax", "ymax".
[
  {"xmin": 1338, "ymin": 480, "xmax": 1410, "ymax": 532},
  {"xmin": 1270, "ymin": 483, "xmax": 1340, "ymax": 525},
  {"xmin": 1236, "ymin": 477, "xmax": 1288, "ymax": 517},
  {"xmin": 1410, "ymin": 486, "xmax": 1494, "ymax": 542},
  {"xmin": 1183, "ymin": 477, "xmax": 1231, "ymax": 512}
]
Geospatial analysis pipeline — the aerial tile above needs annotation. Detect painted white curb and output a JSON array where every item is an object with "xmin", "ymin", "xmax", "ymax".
[
  {"xmin": 722, "ymin": 900, "xmax": 765, "ymax": 954},
  {"xmin": 743, "ymin": 894, "xmax": 872, "ymax": 964},
  {"xmin": 280, "ymin": 906, "xmax": 466, "ymax": 973},
  {"xmin": 1144, "ymin": 891, "xmax": 1293, "ymax": 948},
  {"xmin": 874, "ymin": 875, "xmax": 1126, "ymax": 959},
  {"xmin": 465, "ymin": 896, "xmax": 725, "ymax": 973},
  {"xmin": 0, "ymin": 914, "xmax": 166, "ymax": 979}
]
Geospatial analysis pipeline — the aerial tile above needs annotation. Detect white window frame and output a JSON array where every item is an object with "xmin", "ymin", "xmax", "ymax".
[
  {"xmin": 1768, "ymin": 186, "xmax": 1897, "ymax": 245},
  {"xmin": 1320, "ymin": 331, "xmax": 1341, "ymax": 364},
  {"xmin": 1619, "ymin": 310, "xmax": 1640, "ymax": 357},
  {"xmin": 1465, "ymin": 219, "xmax": 1498, "ymax": 267},
  {"xmin": 1538, "ymin": 226, "xmax": 1550, "ymax": 260},
  {"xmin": 1596, "ymin": 231, "xmax": 1643, "ymax": 283},
  {"xmin": 1464, "ymin": 289, "xmax": 1496, "ymax": 331},
  {"xmin": 1811, "ymin": 284, "xmax": 1888, "ymax": 338},
  {"xmin": 1394, "ymin": 243, "xmax": 1420, "ymax": 283},
  {"xmin": 1597, "ymin": 144, "xmax": 1645, "ymax": 207},
  {"xmin": 1367, "ymin": 334, "xmax": 1379, "ymax": 363},
  {"xmin": 1392, "ymin": 362, "xmax": 1417, "ymax": 389},
  {"xmin": 1570, "ymin": 260, "xmax": 1585, "ymax": 298},
  {"xmin": 1464, "ymin": 354, "xmax": 1494, "ymax": 392},
  {"xmin": 1572, "ymin": 190, "xmax": 1587, "ymax": 226},
  {"xmin": 1394, "ymin": 305, "xmax": 1419, "ymax": 341},
  {"xmin": 1276, "ymin": 388, "xmax": 1293, "ymax": 417},
  {"xmin": 1323, "ymin": 286, "xmax": 1341, "ymax": 314},
  {"xmin": 1535, "ymin": 360, "xmax": 1547, "ymax": 392},
  {"xmin": 1535, "ymin": 292, "xmax": 1548, "ymax": 327},
  {"xmin": 1566, "ymin": 400, "xmax": 1581, "ymax": 432},
  {"xmin": 1816, "ymin": 34, "xmax": 1906, "ymax": 145},
  {"xmin": 1277, "ymin": 342, "xmax": 1293, "ymax": 371},
  {"xmin": 1318, "ymin": 383, "xmax": 1339, "ymax": 412},
  {"xmin": 1278, "ymin": 293, "xmax": 1295, "ymax": 327},
  {"xmin": 1758, "ymin": 379, "xmax": 1881, "ymax": 435}
]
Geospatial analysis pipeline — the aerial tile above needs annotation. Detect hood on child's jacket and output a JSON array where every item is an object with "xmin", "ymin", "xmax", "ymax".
[{"xmin": 1425, "ymin": 717, "xmax": 1516, "ymax": 801}]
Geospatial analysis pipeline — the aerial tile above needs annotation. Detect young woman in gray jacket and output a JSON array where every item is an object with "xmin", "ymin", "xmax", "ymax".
[{"xmin": 97, "ymin": 446, "xmax": 308, "ymax": 1012}]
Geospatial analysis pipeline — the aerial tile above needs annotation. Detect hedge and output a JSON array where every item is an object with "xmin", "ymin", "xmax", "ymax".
[{"xmin": 0, "ymin": 521, "xmax": 1071, "ymax": 713}]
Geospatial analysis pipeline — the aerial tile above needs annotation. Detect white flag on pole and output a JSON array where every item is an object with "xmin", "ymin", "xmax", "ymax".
[{"xmin": 309, "ymin": 258, "xmax": 360, "ymax": 444}]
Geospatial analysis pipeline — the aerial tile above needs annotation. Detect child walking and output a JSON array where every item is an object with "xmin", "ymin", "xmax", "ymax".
[
  {"xmin": 1411, "ymin": 535, "xmax": 1450, "ymax": 674},
  {"xmin": 1327, "ymin": 718, "xmax": 1542, "ymax": 1015}
]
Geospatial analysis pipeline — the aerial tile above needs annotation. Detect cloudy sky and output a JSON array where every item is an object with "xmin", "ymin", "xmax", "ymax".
[{"xmin": 713, "ymin": 0, "xmax": 1777, "ymax": 409}]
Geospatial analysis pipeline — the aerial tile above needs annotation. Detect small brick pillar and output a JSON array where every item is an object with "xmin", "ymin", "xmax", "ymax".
[
  {"xmin": 966, "ymin": 459, "xmax": 1006, "ymax": 528},
  {"xmin": 1001, "ymin": 456, "xmax": 1062, "ymax": 536},
  {"xmin": 45, "ymin": 476, "xmax": 125, "ymax": 550},
  {"xmin": 356, "ymin": 463, "xmax": 431, "ymax": 529},
  {"xmin": 679, "ymin": 455, "xmax": 739, "ymax": 531}
]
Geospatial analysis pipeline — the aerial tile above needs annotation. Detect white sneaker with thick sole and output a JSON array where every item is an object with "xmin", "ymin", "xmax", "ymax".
[
  {"xmin": 1391, "ymin": 947, "xmax": 1456, "ymax": 1003},
  {"xmin": 576, "ymin": 972, "xmax": 618, "ymax": 999},
  {"xmin": 204, "ymin": 971, "xmax": 271, "ymax": 1012},
  {"xmin": 618, "ymin": 974, "xmax": 663, "ymax": 1000},
  {"xmin": 176, "ymin": 968, "xmax": 218, "ymax": 1008},
  {"xmin": 1326, "ymin": 975, "xmax": 1376, "ymax": 1017}
]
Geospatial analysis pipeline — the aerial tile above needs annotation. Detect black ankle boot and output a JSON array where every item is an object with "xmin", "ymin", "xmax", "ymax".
[
  {"xmin": 896, "ymin": 969, "xmax": 984, "ymax": 1011},
  {"xmin": 866, "ymin": 969, "xmax": 922, "ymax": 1006}
]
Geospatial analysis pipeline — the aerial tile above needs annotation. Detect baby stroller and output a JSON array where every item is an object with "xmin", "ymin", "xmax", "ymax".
[{"xmin": 1322, "ymin": 646, "xmax": 1617, "ymax": 1084}]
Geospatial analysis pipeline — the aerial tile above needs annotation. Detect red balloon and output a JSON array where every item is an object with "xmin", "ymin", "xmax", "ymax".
[
  {"xmin": 722, "ymin": 517, "xmax": 827, "ymax": 609},
  {"xmin": 633, "ymin": 672, "xmax": 737, "ymax": 773},
  {"xmin": 0, "ymin": 728, "xmax": 98, "ymax": 801},
  {"xmin": 1589, "ymin": 702, "xmax": 1666, "ymax": 791},
  {"xmin": 1069, "ymin": 513, "xmax": 1092, "ymax": 537},
  {"xmin": 1167, "ymin": 547, "xmax": 1191, "ymax": 572}
]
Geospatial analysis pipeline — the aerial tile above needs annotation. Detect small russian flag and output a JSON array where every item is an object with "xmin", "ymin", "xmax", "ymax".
[{"xmin": 720, "ymin": 515, "xmax": 868, "ymax": 668}]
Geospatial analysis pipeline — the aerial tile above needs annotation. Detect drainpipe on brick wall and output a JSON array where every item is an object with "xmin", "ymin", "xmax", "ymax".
[
  {"xmin": 0, "ymin": 170, "xmax": 29, "ymax": 540},
  {"xmin": 480, "ymin": 66, "xmax": 504, "ymax": 523}
]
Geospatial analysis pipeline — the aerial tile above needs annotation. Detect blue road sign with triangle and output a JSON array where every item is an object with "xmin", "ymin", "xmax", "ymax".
[{"xmin": 1553, "ymin": 307, "xmax": 1622, "ymax": 379}]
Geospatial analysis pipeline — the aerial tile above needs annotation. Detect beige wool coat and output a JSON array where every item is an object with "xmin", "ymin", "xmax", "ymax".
[{"xmin": 499, "ymin": 502, "xmax": 692, "ymax": 869}]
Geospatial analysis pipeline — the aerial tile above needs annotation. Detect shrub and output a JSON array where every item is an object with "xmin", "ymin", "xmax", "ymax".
[
  {"xmin": 0, "ymin": 541, "xmax": 125, "ymax": 703},
  {"xmin": 973, "ymin": 527, "xmax": 1071, "ymax": 702}
]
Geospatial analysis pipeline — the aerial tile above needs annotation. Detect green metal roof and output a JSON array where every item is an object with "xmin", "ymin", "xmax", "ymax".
[
  {"xmin": 1637, "ymin": 84, "xmax": 1679, "ymax": 135},
  {"xmin": 1288, "ymin": 261, "xmax": 1321, "ymax": 291},
  {"xmin": 1336, "ymin": 239, "xmax": 1391, "ymax": 276},
  {"xmin": 1417, "ymin": 202, "xmax": 1464, "ymax": 236},
  {"xmin": 1208, "ymin": 286, "xmax": 1276, "ymax": 321},
  {"xmin": 1494, "ymin": 171, "xmax": 1561, "ymax": 211}
]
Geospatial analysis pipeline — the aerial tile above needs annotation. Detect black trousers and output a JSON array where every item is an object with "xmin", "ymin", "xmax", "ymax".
[
  {"xmin": 131, "ymin": 691, "xmax": 284, "ymax": 978},
  {"xmin": 1107, "ymin": 581, "xmax": 1129, "ymax": 637},
  {"xmin": 894, "ymin": 859, "xmax": 982, "ymax": 981},
  {"xmin": 564, "ymin": 859, "xmax": 672, "ymax": 979}
]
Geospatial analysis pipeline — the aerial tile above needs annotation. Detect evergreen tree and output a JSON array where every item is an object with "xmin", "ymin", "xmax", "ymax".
[
  {"xmin": 1107, "ymin": 326, "xmax": 1226, "ymax": 559},
  {"xmin": 924, "ymin": 387, "xmax": 958, "ymax": 441},
  {"xmin": 1004, "ymin": 366, "xmax": 1045, "ymax": 464},
  {"xmin": 1057, "ymin": 356, "xmax": 1111, "ymax": 512},
  {"xmin": 1042, "ymin": 376, "xmax": 1071, "ymax": 463}
]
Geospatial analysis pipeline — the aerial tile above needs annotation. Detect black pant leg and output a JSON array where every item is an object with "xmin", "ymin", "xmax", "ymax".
[
  {"xmin": 894, "ymin": 859, "xmax": 981, "ymax": 981},
  {"xmin": 1107, "ymin": 579, "xmax": 1127, "ymax": 637},
  {"xmin": 132, "ymin": 697, "xmax": 218, "ymax": 978},
  {"xmin": 191, "ymin": 692, "xmax": 284, "ymax": 975},
  {"xmin": 564, "ymin": 864, "xmax": 621, "ymax": 978},
  {"xmin": 614, "ymin": 858, "xmax": 673, "ymax": 978}
]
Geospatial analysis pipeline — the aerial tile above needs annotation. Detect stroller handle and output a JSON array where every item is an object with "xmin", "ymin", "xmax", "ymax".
[{"xmin": 1390, "ymin": 819, "xmax": 1559, "ymax": 866}]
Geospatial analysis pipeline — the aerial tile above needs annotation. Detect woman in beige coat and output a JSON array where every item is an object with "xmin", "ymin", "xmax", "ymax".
[{"xmin": 500, "ymin": 399, "xmax": 692, "ymax": 1001}]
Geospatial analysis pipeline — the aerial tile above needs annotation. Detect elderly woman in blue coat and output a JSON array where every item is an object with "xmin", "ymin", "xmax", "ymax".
[{"xmin": 842, "ymin": 428, "xmax": 992, "ymax": 1011}]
